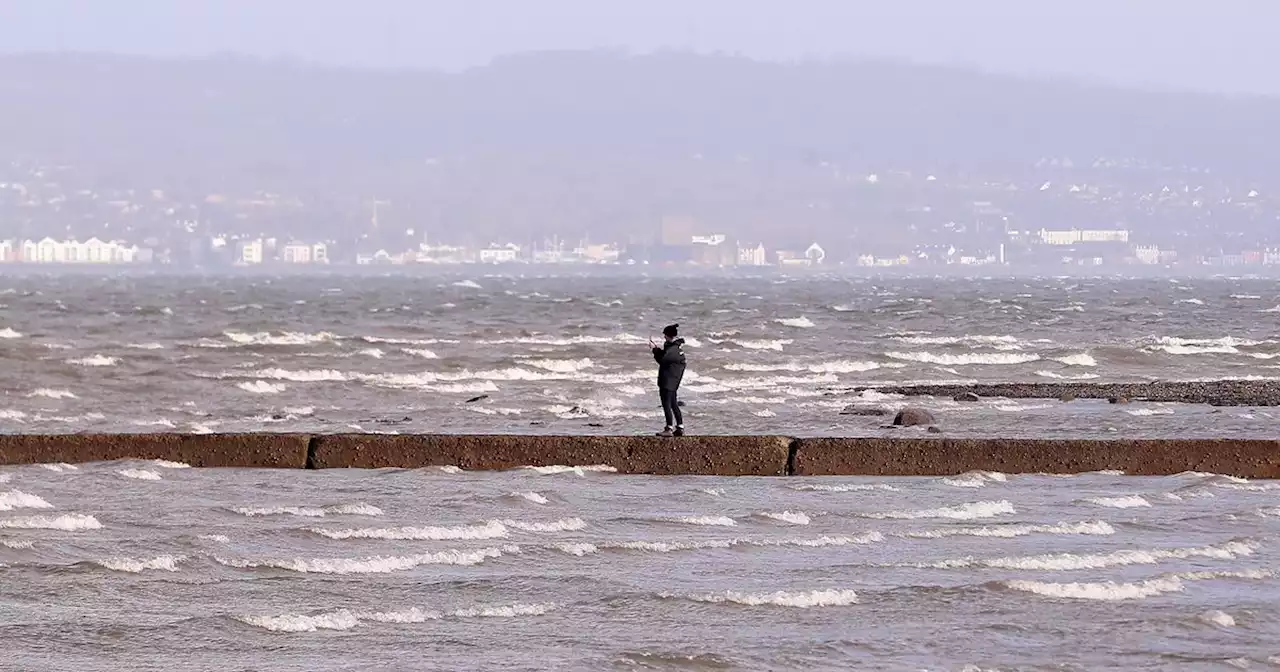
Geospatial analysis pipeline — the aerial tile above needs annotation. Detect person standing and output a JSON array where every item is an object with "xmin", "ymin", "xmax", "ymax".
[{"xmin": 650, "ymin": 323, "xmax": 687, "ymax": 437}]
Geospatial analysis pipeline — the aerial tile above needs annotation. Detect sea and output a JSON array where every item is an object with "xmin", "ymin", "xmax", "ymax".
[
  {"xmin": 3, "ymin": 271, "xmax": 1279, "ymax": 671},
  {"xmin": 2, "ymin": 272, "xmax": 1279, "ymax": 437}
]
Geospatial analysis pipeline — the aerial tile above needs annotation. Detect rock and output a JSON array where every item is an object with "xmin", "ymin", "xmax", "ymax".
[
  {"xmin": 953, "ymin": 393, "xmax": 981, "ymax": 403},
  {"xmin": 1108, "ymin": 397, "xmax": 1130, "ymax": 405},
  {"xmin": 1059, "ymin": 393, "xmax": 1077, "ymax": 402},
  {"xmin": 840, "ymin": 405, "xmax": 890, "ymax": 417},
  {"xmin": 465, "ymin": 395, "xmax": 490, "ymax": 404},
  {"xmin": 893, "ymin": 407, "xmax": 936, "ymax": 427},
  {"xmin": 926, "ymin": 426, "xmax": 943, "ymax": 434}
]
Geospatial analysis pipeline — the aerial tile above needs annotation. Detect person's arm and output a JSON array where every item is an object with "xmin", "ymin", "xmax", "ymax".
[{"xmin": 652, "ymin": 345, "xmax": 665, "ymax": 363}]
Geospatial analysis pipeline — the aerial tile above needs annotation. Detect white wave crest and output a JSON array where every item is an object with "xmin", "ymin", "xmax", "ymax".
[
  {"xmin": 1003, "ymin": 577, "xmax": 1185, "ymax": 601},
  {"xmin": 401, "ymin": 348, "xmax": 438, "ymax": 359},
  {"xmin": 500, "ymin": 518, "xmax": 586, "ymax": 532},
  {"xmin": 905, "ymin": 521, "xmax": 1115, "ymax": 539},
  {"xmin": 224, "ymin": 330, "xmax": 339, "ymax": 346},
  {"xmin": 1125, "ymin": 408, "xmax": 1174, "ymax": 416},
  {"xmin": 523, "ymin": 358, "xmax": 594, "ymax": 373},
  {"xmin": 0, "ymin": 490, "xmax": 54, "ymax": 511},
  {"xmin": 0, "ymin": 327, "xmax": 22, "ymax": 339},
  {"xmin": 2, "ymin": 539, "xmax": 34, "ymax": 549},
  {"xmin": 672, "ymin": 588, "xmax": 859, "ymax": 608},
  {"xmin": 932, "ymin": 540, "xmax": 1255, "ymax": 572},
  {"xmin": 237, "ymin": 610, "xmax": 363, "ymax": 632},
  {"xmin": 941, "ymin": 471, "xmax": 1008, "ymax": 488},
  {"xmin": 27, "ymin": 388, "xmax": 77, "ymax": 400},
  {"xmin": 95, "ymin": 555, "xmax": 184, "ymax": 573},
  {"xmin": 729, "ymin": 339, "xmax": 793, "ymax": 351},
  {"xmin": 791, "ymin": 483, "xmax": 901, "ymax": 492},
  {"xmin": 452, "ymin": 280, "xmax": 482, "ymax": 289},
  {"xmin": 522, "ymin": 465, "xmax": 617, "ymax": 476},
  {"xmin": 37, "ymin": 463, "xmax": 78, "ymax": 472},
  {"xmin": 1052, "ymin": 353, "xmax": 1097, "ymax": 367},
  {"xmin": 553, "ymin": 542, "xmax": 599, "ymax": 556},
  {"xmin": 0, "ymin": 513, "xmax": 101, "ymax": 530},
  {"xmin": 867, "ymin": 500, "xmax": 1015, "ymax": 520},
  {"xmin": 236, "ymin": 381, "xmax": 287, "ymax": 394},
  {"xmin": 118, "ymin": 469, "xmax": 162, "ymax": 481},
  {"xmin": 662, "ymin": 515, "xmax": 736, "ymax": 527},
  {"xmin": 215, "ymin": 547, "xmax": 510, "ymax": 574},
  {"xmin": 232, "ymin": 503, "xmax": 383, "ymax": 518},
  {"xmin": 510, "ymin": 491, "xmax": 549, "ymax": 504},
  {"xmin": 152, "ymin": 460, "xmax": 191, "ymax": 469},
  {"xmin": 885, "ymin": 351, "xmax": 1040, "ymax": 366},
  {"xmin": 774, "ymin": 316, "xmax": 816, "ymax": 328},
  {"xmin": 453, "ymin": 603, "xmax": 556, "ymax": 618},
  {"xmin": 311, "ymin": 521, "xmax": 508, "ymax": 541},
  {"xmin": 66, "ymin": 355, "xmax": 120, "ymax": 367},
  {"xmin": 1083, "ymin": 495, "xmax": 1151, "ymax": 509},
  {"xmin": 758, "ymin": 511, "xmax": 811, "ymax": 525},
  {"xmin": 1199, "ymin": 610, "xmax": 1236, "ymax": 627},
  {"xmin": 1035, "ymin": 370, "xmax": 1101, "ymax": 380}
]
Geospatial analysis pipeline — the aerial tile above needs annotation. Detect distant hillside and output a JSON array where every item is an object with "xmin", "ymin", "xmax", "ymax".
[
  {"xmin": 2, "ymin": 50, "xmax": 1276, "ymax": 172},
  {"xmin": 0, "ymin": 51, "xmax": 1277, "ymax": 247}
]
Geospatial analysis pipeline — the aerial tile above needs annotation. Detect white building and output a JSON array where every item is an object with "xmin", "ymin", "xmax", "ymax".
[
  {"xmin": 804, "ymin": 242, "xmax": 826, "ymax": 264},
  {"xmin": 237, "ymin": 239, "xmax": 264, "ymax": 265},
  {"xmin": 479, "ymin": 243, "xmax": 521, "ymax": 264},
  {"xmin": 281, "ymin": 242, "xmax": 314, "ymax": 263},
  {"xmin": 1039, "ymin": 229, "xmax": 1130, "ymax": 245},
  {"xmin": 0, "ymin": 239, "xmax": 13, "ymax": 262},
  {"xmin": 1134, "ymin": 245, "xmax": 1161, "ymax": 265},
  {"xmin": 737, "ymin": 243, "xmax": 767, "ymax": 266},
  {"xmin": 1264, "ymin": 248, "xmax": 1280, "ymax": 266}
]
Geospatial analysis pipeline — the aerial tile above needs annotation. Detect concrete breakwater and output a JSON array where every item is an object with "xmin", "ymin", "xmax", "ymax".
[
  {"xmin": 2, "ymin": 433, "xmax": 1279, "ymax": 478},
  {"xmin": 855, "ymin": 380, "xmax": 1280, "ymax": 406}
]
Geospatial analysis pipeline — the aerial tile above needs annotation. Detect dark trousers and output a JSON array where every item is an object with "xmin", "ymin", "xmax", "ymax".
[{"xmin": 659, "ymin": 387, "xmax": 683, "ymax": 427}]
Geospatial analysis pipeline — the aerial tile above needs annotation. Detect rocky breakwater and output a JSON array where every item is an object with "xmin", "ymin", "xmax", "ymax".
[
  {"xmin": 0, "ymin": 433, "xmax": 310, "ymax": 468},
  {"xmin": 855, "ymin": 380, "xmax": 1280, "ymax": 406},
  {"xmin": 791, "ymin": 438, "xmax": 1280, "ymax": 478},
  {"xmin": 309, "ymin": 434, "xmax": 793, "ymax": 476}
]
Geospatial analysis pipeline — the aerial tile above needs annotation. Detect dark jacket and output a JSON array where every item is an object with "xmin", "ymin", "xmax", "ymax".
[{"xmin": 652, "ymin": 338, "xmax": 687, "ymax": 391}]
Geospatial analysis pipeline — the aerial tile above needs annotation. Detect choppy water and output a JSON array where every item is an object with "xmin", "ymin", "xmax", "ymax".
[
  {"xmin": 2, "ymin": 272, "xmax": 1280, "ymax": 437},
  {"xmin": 1, "ymin": 462, "xmax": 1277, "ymax": 671}
]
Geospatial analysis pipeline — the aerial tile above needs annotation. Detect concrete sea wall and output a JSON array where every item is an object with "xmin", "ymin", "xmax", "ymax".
[{"xmin": 1, "ymin": 434, "xmax": 1278, "ymax": 478}]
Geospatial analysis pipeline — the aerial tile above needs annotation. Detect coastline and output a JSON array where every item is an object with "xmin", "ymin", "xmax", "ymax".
[{"xmin": 2, "ymin": 433, "xmax": 1278, "ymax": 478}]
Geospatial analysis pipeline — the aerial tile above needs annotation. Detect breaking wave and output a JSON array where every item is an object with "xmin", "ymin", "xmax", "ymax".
[{"xmin": 666, "ymin": 588, "xmax": 859, "ymax": 608}]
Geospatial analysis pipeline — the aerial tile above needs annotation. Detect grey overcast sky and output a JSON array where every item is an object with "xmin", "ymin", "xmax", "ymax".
[{"xmin": 1, "ymin": 0, "xmax": 1274, "ymax": 95}]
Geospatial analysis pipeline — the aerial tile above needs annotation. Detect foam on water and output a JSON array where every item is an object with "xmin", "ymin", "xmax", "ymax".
[
  {"xmin": 885, "ymin": 351, "xmax": 1040, "ymax": 366},
  {"xmin": 662, "ymin": 515, "xmax": 737, "ymax": 527},
  {"xmin": 1199, "ymin": 610, "xmax": 1236, "ymax": 627},
  {"xmin": 866, "ymin": 500, "xmax": 1015, "ymax": 520},
  {"xmin": 37, "ymin": 463, "xmax": 78, "ymax": 472},
  {"xmin": 671, "ymin": 588, "xmax": 860, "ymax": 608},
  {"xmin": 510, "ymin": 491, "xmax": 549, "ymax": 504},
  {"xmin": 27, "ymin": 388, "xmax": 77, "ymax": 400},
  {"xmin": 0, "ymin": 490, "xmax": 54, "ymax": 511},
  {"xmin": 1003, "ymin": 577, "xmax": 1186, "ymax": 601},
  {"xmin": 236, "ymin": 381, "xmax": 287, "ymax": 394},
  {"xmin": 522, "ymin": 465, "xmax": 618, "ymax": 476},
  {"xmin": 94, "ymin": 555, "xmax": 184, "ymax": 573},
  {"xmin": 215, "ymin": 547, "xmax": 511, "ymax": 574},
  {"xmin": 0, "ymin": 513, "xmax": 101, "ymax": 530},
  {"xmin": 791, "ymin": 483, "xmax": 901, "ymax": 493},
  {"xmin": 1083, "ymin": 495, "xmax": 1151, "ymax": 508},
  {"xmin": 118, "ymin": 469, "xmax": 162, "ymax": 481},
  {"xmin": 904, "ymin": 521, "xmax": 1116, "ymax": 539},
  {"xmin": 927, "ymin": 539, "xmax": 1255, "ymax": 571},
  {"xmin": 232, "ymin": 503, "xmax": 383, "ymax": 518},
  {"xmin": 553, "ymin": 542, "xmax": 600, "ymax": 556},
  {"xmin": 941, "ymin": 471, "xmax": 1008, "ymax": 489},
  {"xmin": 500, "ymin": 517, "xmax": 586, "ymax": 532},
  {"xmin": 758, "ymin": 511, "xmax": 811, "ymax": 525},
  {"xmin": 66, "ymin": 355, "xmax": 120, "ymax": 367},
  {"xmin": 0, "ymin": 327, "xmax": 22, "ymax": 339},
  {"xmin": 774, "ymin": 316, "xmax": 816, "ymax": 328},
  {"xmin": 310, "ymin": 520, "xmax": 508, "ymax": 541}
]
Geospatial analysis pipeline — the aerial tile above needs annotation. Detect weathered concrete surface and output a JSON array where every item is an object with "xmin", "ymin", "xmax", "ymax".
[
  {"xmin": 792, "ymin": 437, "xmax": 1280, "ymax": 478},
  {"xmin": 0, "ymin": 433, "xmax": 310, "ymax": 468},
  {"xmin": 310, "ymin": 434, "xmax": 792, "ymax": 475},
  {"xmin": 850, "ymin": 380, "xmax": 1280, "ymax": 406}
]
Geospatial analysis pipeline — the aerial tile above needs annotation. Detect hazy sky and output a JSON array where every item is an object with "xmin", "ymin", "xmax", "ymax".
[{"xmin": 2, "ymin": 0, "xmax": 1275, "ymax": 95}]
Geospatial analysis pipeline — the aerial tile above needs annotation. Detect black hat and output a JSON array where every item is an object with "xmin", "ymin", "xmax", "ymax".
[{"xmin": 662, "ymin": 323, "xmax": 679, "ymax": 337}]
